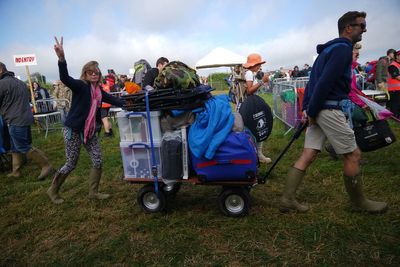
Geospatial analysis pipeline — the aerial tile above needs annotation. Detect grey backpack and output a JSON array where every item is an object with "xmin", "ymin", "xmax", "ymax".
[{"xmin": 133, "ymin": 59, "xmax": 152, "ymax": 87}]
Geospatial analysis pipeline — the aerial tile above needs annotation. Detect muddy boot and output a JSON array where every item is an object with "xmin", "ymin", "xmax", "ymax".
[
  {"xmin": 343, "ymin": 174, "xmax": 388, "ymax": 214},
  {"xmin": 88, "ymin": 168, "xmax": 110, "ymax": 200},
  {"xmin": 47, "ymin": 171, "xmax": 68, "ymax": 204},
  {"xmin": 279, "ymin": 166, "xmax": 309, "ymax": 213},
  {"xmin": 27, "ymin": 147, "xmax": 54, "ymax": 180},
  {"xmin": 257, "ymin": 142, "xmax": 272, "ymax": 164},
  {"xmin": 7, "ymin": 153, "xmax": 23, "ymax": 178}
]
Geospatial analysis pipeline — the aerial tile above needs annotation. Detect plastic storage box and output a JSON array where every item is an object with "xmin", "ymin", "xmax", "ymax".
[
  {"xmin": 117, "ymin": 111, "xmax": 162, "ymax": 143},
  {"xmin": 120, "ymin": 141, "xmax": 162, "ymax": 179}
]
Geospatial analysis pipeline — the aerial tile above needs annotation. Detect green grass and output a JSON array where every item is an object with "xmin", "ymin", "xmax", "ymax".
[{"xmin": 1, "ymin": 93, "xmax": 399, "ymax": 266}]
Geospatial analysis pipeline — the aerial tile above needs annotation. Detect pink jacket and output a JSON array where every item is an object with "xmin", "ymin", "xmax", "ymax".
[{"xmin": 349, "ymin": 61, "xmax": 367, "ymax": 108}]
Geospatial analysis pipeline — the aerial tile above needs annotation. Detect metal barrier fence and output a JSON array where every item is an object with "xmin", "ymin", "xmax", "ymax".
[
  {"xmin": 34, "ymin": 98, "xmax": 70, "ymax": 138},
  {"xmin": 208, "ymin": 81, "xmax": 229, "ymax": 91},
  {"xmin": 356, "ymin": 74, "xmax": 364, "ymax": 91},
  {"xmin": 272, "ymin": 78, "xmax": 309, "ymax": 134}
]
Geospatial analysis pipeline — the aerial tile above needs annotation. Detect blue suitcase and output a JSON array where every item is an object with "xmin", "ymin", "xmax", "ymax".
[{"xmin": 191, "ymin": 131, "xmax": 257, "ymax": 182}]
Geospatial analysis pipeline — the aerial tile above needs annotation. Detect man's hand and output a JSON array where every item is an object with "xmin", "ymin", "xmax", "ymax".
[
  {"xmin": 301, "ymin": 110, "xmax": 308, "ymax": 124},
  {"xmin": 302, "ymin": 110, "xmax": 316, "ymax": 125},
  {"xmin": 54, "ymin": 36, "xmax": 65, "ymax": 61}
]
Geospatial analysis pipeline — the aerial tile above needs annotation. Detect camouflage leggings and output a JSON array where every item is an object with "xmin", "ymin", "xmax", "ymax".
[{"xmin": 59, "ymin": 128, "xmax": 102, "ymax": 174}]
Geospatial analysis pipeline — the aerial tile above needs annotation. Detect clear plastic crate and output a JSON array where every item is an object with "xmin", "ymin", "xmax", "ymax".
[
  {"xmin": 117, "ymin": 111, "xmax": 162, "ymax": 143},
  {"xmin": 120, "ymin": 141, "xmax": 162, "ymax": 179}
]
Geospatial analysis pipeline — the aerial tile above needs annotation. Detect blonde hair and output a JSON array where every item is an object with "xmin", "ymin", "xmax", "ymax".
[{"xmin": 80, "ymin": 61, "xmax": 102, "ymax": 85}]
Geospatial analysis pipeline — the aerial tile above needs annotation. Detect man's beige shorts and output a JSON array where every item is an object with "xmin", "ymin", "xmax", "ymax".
[{"xmin": 304, "ymin": 109, "xmax": 357, "ymax": 154}]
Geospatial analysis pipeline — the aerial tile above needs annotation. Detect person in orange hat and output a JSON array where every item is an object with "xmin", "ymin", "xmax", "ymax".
[
  {"xmin": 243, "ymin": 53, "xmax": 270, "ymax": 95},
  {"xmin": 243, "ymin": 53, "xmax": 272, "ymax": 163}
]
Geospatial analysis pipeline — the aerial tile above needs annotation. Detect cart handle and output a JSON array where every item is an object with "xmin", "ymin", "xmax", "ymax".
[{"xmin": 258, "ymin": 122, "xmax": 308, "ymax": 184}]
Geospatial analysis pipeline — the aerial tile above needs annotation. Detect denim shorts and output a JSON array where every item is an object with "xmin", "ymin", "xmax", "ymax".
[{"xmin": 8, "ymin": 125, "xmax": 32, "ymax": 153}]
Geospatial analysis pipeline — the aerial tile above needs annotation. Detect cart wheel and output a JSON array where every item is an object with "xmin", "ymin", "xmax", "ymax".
[
  {"xmin": 163, "ymin": 182, "xmax": 181, "ymax": 197},
  {"xmin": 137, "ymin": 184, "xmax": 166, "ymax": 213},
  {"xmin": 218, "ymin": 187, "xmax": 250, "ymax": 217}
]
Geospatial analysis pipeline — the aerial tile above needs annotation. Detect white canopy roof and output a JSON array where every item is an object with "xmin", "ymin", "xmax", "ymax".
[{"xmin": 195, "ymin": 47, "xmax": 246, "ymax": 69}]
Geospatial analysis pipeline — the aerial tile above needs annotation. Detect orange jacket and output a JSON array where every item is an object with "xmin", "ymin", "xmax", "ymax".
[
  {"xmin": 101, "ymin": 84, "xmax": 112, "ymax": 108},
  {"xmin": 388, "ymin": 61, "xmax": 400, "ymax": 92}
]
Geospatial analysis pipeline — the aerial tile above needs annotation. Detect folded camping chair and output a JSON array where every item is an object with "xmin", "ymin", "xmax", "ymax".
[{"xmin": 123, "ymin": 85, "xmax": 213, "ymax": 111}]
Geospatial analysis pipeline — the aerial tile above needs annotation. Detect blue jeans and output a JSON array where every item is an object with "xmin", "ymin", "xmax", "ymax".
[{"xmin": 8, "ymin": 125, "xmax": 32, "ymax": 153}]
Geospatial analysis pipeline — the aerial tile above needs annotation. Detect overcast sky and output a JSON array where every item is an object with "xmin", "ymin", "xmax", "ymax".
[{"xmin": 0, "ymin": 0, "xmax": 399, "ymax": 82}]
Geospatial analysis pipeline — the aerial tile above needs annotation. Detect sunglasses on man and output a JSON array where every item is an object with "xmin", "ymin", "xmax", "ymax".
[{"xmin": 349, "ymin": 23, "xmax": 366, "ymax": 30}]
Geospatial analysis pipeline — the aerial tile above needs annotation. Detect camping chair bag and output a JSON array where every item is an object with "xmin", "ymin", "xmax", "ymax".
[
  {"xmin": 239, "ymin": 95, "xmax": 273, "ymax": 142},
  {"xmin": 354, "ymin": 119, "xmax": 396, "ymax": 152},
  {"xmin": 190, "ymin": 131, "xmax": 257, "ymax": 182}
]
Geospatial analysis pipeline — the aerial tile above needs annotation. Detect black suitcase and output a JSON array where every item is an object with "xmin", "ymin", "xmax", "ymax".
[{"xmin": 161, "ymin": 138, "xmax": 183, "ymax": 181}]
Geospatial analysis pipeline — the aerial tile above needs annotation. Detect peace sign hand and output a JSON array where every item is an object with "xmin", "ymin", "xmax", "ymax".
[{"xmin": 54, "ymin": 36, "xmax": 65, "ymax": 61}]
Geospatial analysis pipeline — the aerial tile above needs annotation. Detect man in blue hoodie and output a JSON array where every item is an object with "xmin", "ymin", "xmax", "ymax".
[{"xmin": 279, "ymin": 11, "xmax": 388, "ymax": 214}]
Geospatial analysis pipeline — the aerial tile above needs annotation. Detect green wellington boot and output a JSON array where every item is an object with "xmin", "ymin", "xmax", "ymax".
[
  {"xmin": 343, "ymin": 174, "xmax": 388, "ymax": 214},
  {"xmin": 88, "ymin": 168, "xmax": 110, "ymax": 200},
  {"xmin": 7, "ymin": 153, "xmax": 23, "ymax": 178},
  {"xmin": 47, "ymin": 171, "xmax": 68, "ymax": 204},
  {"xmin": 279, "ymin": 166, "xmax": 309, "ymax": 213},
  {"xmin": 27, "ymin": 147, "xmax": 54, "ymax": 180}
]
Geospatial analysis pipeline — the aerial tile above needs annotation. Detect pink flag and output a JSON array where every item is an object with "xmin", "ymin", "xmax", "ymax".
[{"xmin": 357, "ymin": 95, "xmax": 393, "ymax": 120}]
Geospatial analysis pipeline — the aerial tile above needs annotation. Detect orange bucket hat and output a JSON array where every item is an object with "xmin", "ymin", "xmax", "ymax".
[{"xmin": 243, "ymin": 53, "xmax": 266, "ymax": 68}]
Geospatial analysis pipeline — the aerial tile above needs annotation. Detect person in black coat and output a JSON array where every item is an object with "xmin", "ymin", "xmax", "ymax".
[
  {"xmin": 142, "ymin": 57, "xmax": 169, "ymax": 89},
  {"xmin": 0, "ymin": 62, "xmax": 53, "ymax": 180},
  {"xmin": 47, "ymin": 36, "xmax": 124, "ymax": 204}
]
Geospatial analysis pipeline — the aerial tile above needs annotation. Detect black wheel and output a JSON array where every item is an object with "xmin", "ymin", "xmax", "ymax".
[
  {"xmin": 137, "ymin": 184, "xmax": 167, "ymax": 213},
  {"xmin": 162, "ymin": 182, "xmax": 181, "ymax": 197},
  {"xmin": 218, "ymin": 187, "xmax": 250, "ymax": 217}
]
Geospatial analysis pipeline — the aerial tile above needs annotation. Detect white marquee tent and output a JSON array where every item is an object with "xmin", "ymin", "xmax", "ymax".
[{"xmin": 195, "ymin": 47, "xmax": 246, "ymax": 69}]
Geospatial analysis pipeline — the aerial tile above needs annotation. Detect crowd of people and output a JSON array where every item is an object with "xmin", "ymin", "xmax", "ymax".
[{"xmin": 0, "ymin": 10, "xmax": 399, "ymax": 215}]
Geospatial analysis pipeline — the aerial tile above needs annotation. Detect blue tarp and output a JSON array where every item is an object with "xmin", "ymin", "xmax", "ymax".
[{"xmin": 189, "ymin": 95, "xmax": 234, "ymax": 159}]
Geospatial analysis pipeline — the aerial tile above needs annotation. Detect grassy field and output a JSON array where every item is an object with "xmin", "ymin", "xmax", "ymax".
[{"xmin": 0, "ymin": 93, "xmax": 399, "ymax": 266}]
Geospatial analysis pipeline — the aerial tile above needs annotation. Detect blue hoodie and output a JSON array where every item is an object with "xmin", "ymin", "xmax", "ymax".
[{"xmin": 302, "ymin": 37, "xmax": 353, "ymax": 118}]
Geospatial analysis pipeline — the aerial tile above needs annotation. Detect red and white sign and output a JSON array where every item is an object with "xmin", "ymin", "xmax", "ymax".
[{"xmin": 13, "ymin": 54, "xmax": 37, "ymax": 66}]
